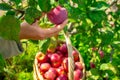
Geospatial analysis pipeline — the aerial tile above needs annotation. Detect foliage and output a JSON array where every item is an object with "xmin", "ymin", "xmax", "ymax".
[{"xmin": 0, "ymin": 0, "xmax": 120, "ymax": 80}]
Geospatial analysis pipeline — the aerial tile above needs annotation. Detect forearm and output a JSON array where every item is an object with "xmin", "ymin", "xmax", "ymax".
[
  {"xmin": 19, "ymin": 21, "xmax": 43, "ymax": 40},
  {"xmin": 19, "ymin": 19, "xmax": 68, "ymax": 40}
]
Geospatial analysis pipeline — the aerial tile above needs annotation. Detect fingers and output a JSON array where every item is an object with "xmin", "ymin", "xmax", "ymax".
[
  {"xmin": 54, "ymin": 19, "xmax": 68, "ymax": 28},
  {"xmin": 60, "ymin": 19, "xmax": 68, "ymax": 26},
  {"xmin": 44, "ymin": 19, "xmax": 68, "ymax": 34},
  {"xmin": 40, "ymin": 19, "xmax": 68, "ymax": 39}
]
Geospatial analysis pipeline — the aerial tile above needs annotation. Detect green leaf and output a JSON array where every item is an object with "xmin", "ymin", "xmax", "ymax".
[
  {"xmin": 66, "ymin": 5, "xmax": 82, "ymax": 20},
  {"xmin": 39, "ymin": 38, "xmax": 50, "ymax": 54},
  {"xmin": 0, "ymin": 3, "xmax": 12, "ymax": 11},
  {"xmin": 90, "ymin": 1, "xmax": 109, "ymax": 11},
  {"xmin": 90, "ymin": 68, "xmax": 99, "ymax": 75},
  {"xmin": 88, "ymin": 11, "xmax": 106, "ymax": 23},
  {"xmin": 10, "ymin": 0, "xmax": 22, "ymax": 5},
  {"xmin": 25, "ymin": 7, "xmax": 42, "ymax": 24},
  {"xmin": 0, "ymin": 15, "xmax": 20, "ymax": 42},
  {"xmin": 38, "ymin": 0, "xmax": 51, "ymax": 12},
  {"xmin": 100, "ymin": 63, "xmax": 117, "ymax": 74},
  {"xmin": 28, "ymin": 0, "xmax": 37, "ymax": 7},
  {"xmin": 101, "ymin": 31, "xmax": 114, "ymax": 46},
  {"xmin": 0, "ymin": 54, "xmax": 5, "ymax": 72},
  {"xmin": 58, "ymin": 0, "xmax": 68, "ymax": 5},
  {"xmin": 6, "ymin": 10, "xmax": 15, "ymax": 15}
]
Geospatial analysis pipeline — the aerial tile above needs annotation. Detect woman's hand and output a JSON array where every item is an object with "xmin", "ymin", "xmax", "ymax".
[{"xmin": 19, "ymin": 19, "xmax": 68, "ymax": 40}]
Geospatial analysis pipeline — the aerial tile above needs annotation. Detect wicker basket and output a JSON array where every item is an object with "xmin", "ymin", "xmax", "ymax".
[{"xmin": 33, "ymin": 33, "xmax": 85, "ymax": 80}]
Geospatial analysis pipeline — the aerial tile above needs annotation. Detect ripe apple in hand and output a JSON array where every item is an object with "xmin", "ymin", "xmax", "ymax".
[
  {"xmin": 56, "ymin": 74, "xmax": 68, "ymax": 80},
  {"xmin": 75, "ymin": 62, "xmax": 83, "ymax": 71},
  {"xmin": 40, "ymin": 63, "xmax": 51, "ymax": 72},
  {"xmin": 50, "ymin": 53, "xmax": 62, "ymax": 67},
  {"xmin": 47, "ymin": 6, "xmax": 68, "ymax": 25},
  {"xmin": 36, "ymin": 52, "xmax": 48, "ymax": 63},
  {"xmin": 62, "ymin": 58, "xmax": 68, "ymax": 72},
  {"xmin": 44, "ymin": 68, "xmax": 57, "ymax": 80},
  {"xmin": 74, "ymin": 69, "xmax": 83, "ymax": 80},
  {"xmin": 72, "ymin": 50, "xmax": 79, "ymax": 62}
]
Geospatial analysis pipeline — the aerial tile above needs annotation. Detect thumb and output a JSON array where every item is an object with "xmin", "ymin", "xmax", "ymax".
[{"xmin": 55, "ymin": 19, "xmax": 68, "ymax": 28}]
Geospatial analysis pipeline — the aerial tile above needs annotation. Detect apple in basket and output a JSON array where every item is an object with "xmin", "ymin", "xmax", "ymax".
[
  {"xmin": 36, "ymin": 52, "xmax": 48, "ymax": 63},
  {"xmin": 56, "ymin": 74, "xmax": 68, "ymax": 80},
  {"xmin": 50, "ymin": 53, "xmax": 62, "ymax": 68},
  {"xmin": 74, "ymin": 69, "xmax": 83, "ymax": 80},
  {"xmin": 62, "ymin": 58, "xmax": 68, "ymax": 72},
  {"xmin": 72, "ymin": 50, "xmax": 79, "ymax": 62},
  {"xmin": 40, "ymin": 63, "xmax": 51, "ymax": 72},
  {"xmin": 75, "ymin": 62, "xmax": 83, "ymax": 71},
  {"xmin": 56, "ymin": 66, "xmax": 67, "ymax": 76},
  {"xmin": 44, "ymin": 68, "xmax": 57, "ymax": 80}
]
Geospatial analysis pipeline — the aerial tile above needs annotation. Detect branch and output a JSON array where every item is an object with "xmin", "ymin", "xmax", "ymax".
[
  {"xmin": 1, "ymin": 0, "xmax": 6, "ymax": 3},
  {"xmin": 105, "ymin": 0, "xmax": 118, "ymax": 12}
]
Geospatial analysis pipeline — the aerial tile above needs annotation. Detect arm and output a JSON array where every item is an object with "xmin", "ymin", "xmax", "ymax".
[
  {"xmin": 19, "ymin": 19, "xmax": 68, "ymax": 40},
  {"xmin": 0, "ymin": 19, "xmax": 68, "ymax": 58}
]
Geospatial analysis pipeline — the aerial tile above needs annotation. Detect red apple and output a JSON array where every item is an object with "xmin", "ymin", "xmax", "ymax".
[
  {"xmin": 62, "ymin": 58, "xmax": 68, "ymax": 72},
  {"xmin": 92, "ymin": 47, "xmax": 98, "ymax": 51},
  {"xmin": 56, "ymin": 74, "xmax": 68, "ymax": 80},
  {"xmin": 36, "ymin": 52, "xmax": 48, "ymax": 63},
  {"xmin": 40, "ymin": 63, "xmax": 51, "ymax": 72},
  {"xmin": 99, "ymin": 50, "xmax": 104, "ymax": 58},
  {"xmin": 50, "ymin": 53, "xmax": 62, "ymax": 67},
  {"xmin": 72, "ymin": 50, "xmax": 79, "ymax": 62},
  {"xmin": 56, "ymin": 66, "xmax": 67, "ymax": 76},
  {"xmin": 56, "ymin": 46, "xmax": 60, "ymax": 51},
  {"xmin": 44, "ymin": 68, "xmax": 57, "ymax": 80},
  {"xmin": 90, "ymin": 62, "xmax": 96, "ymax": 68},
  {"xmin": 75, "ymin": 62, "xmax": 83, "ymax": 71},
  {"xmin": 47, "ymin": 48, "xmax": 54, "ymax": 53},
  {"xmin": 60, "ymin": 43, "xmax": 68, "ymax": 54},
  {"xmin": 74, "ymin": 69, "xmax": 83, "ymax": 80},
  {"xmin": 47, "ymin": 6, "xmax": 68, "ymax": 25},
  {"xmin": 57, "ymin": 51, "xmax": 64, "ymax": 58}
]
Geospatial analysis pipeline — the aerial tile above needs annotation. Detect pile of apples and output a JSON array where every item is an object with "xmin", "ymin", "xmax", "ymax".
[{"xmin": 36, "ymin": 43, "xmax": 84, "ymax": 80}]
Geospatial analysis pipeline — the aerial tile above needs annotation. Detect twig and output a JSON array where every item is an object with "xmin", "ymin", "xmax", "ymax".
[
  {"xmin": 105, "ymin": 0, "xmax": 118, "ymax": 12},
  {"xmin": 1, "ymin": 0, "xmax": 6, "ymax": 3},
  {"xmin": 68, "ymin": 22, "xmax": 75, "ymax": 32}
]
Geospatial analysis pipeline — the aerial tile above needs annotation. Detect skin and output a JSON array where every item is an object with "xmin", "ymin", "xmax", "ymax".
[{"xmin": 19, "ymin": 19, "xmax": 68, "ymax": 40}]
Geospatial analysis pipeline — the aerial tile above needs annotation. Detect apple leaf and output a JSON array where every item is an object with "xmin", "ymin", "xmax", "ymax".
[
  {"xmin": 10, "ymin": 0, "xmax": 22, "ymax": 5},
  {"xmin": 88, "ymin": 10, "xmax": 106, "ymax": 23},
  {"xmin": 0, "ymin": 3, "xmax": 12, "ymax": 11},
  {"xmin": 0, "ymin": 15, "xmax": 20, "ymax": 42},
  {"xmin": 90, "ymin": 1, "xmax": 109, "ymax": 11},
  {"xmin": 25, "ymin": 7, "xmax": 42, "ymax": 24},
  {"xmin": 39, "ymin": 38, "xmax": 50, "ymax": 54},
  {"xmin": 100, "ymin": 63, "xmax": 117, "ymax": 74},
  {"xmin": 0, "ymin": 54, "xmax": 5, "ymax": 72},
  {"xmin": 28, "ymin": 0, "xmax": 37, "ymax": 7},
  {"xmin": 38, "ymin": 0, "xmax": 51, "ymax": 12}
]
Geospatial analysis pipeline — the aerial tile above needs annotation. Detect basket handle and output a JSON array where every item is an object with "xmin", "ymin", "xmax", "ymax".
[{"xmin": 64, "ymin": 32, "xmax": 74, "ymax": 80}]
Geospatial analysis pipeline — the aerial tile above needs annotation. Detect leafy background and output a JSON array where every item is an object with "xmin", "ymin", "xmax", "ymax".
[{"xmin": 0, "ymin": 0, "xmax": 120, "ymax": 80}]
